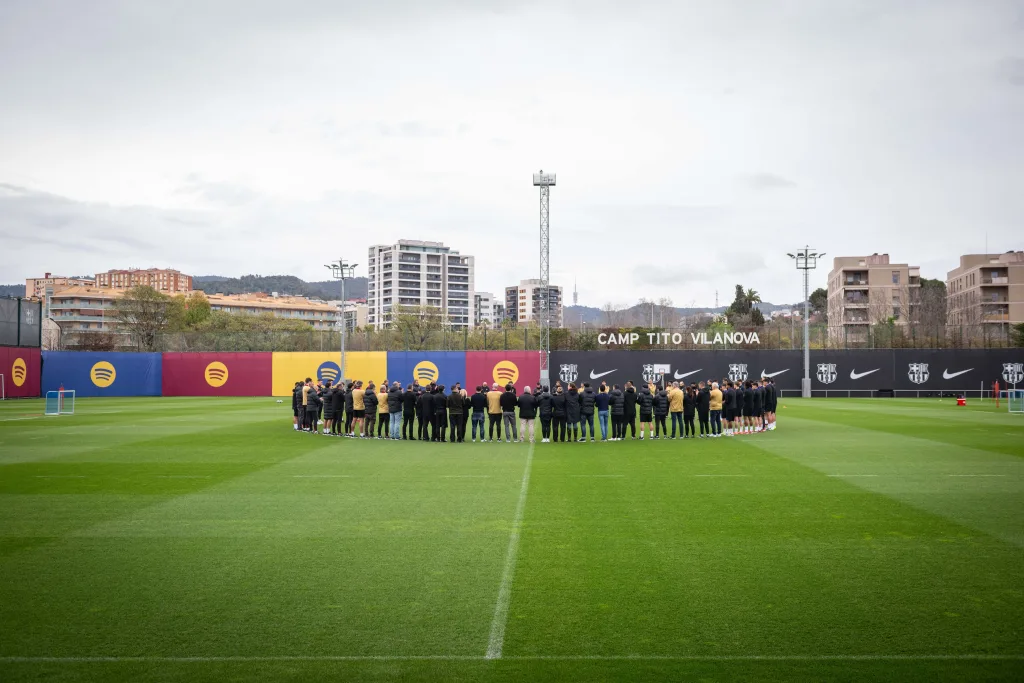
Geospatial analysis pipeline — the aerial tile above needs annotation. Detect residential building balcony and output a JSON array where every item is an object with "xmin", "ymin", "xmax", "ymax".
[{"xmin": 982, "ymin": 277, "xmax": 1009, "ymax": 285}]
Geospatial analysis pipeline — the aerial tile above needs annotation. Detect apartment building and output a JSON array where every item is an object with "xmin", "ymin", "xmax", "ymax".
[
  {"xmin": 48, "ymin": 286, "xmax": 121, "ymax": 332},
  {"xmin": 206, "ymin": 293, "xmax": 340, "ymax": 329},
  {"xmin": 25, "ymin": 273, "xmax": 95, "ymax": 317},
  {"xmin": 504, "ymin": 279, "xmax": 563, "ymax": 327},
  {"xmin": 366, "ymin": 240, "xmax": 475, "ymax": 329},
  {"xmin": 946, "ymin": 251, "xmax": 1024, "ymax": 327},
  {"xmin": 328, "ymin": 300, "xmax": 369, "ymax": 332},
  {"xmin": 96, "ymin": 268, "xmax": 193, "ymax": 293},
  {"xmin": 474, "ymin": 292, "xmax": 497, "ymax": 327},
  {"xmin": 826, "ymin": 254, "xmax": 920, "ymax": 342}
]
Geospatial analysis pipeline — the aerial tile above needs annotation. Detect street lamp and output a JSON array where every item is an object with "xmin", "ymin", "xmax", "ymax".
[
  {"xmin": 787, "ymin": 247, "xmax": 825, "ymax": 398},
  {"xmin": 325, "ymin": 259, "xmax": 358, "ymax": 384}
]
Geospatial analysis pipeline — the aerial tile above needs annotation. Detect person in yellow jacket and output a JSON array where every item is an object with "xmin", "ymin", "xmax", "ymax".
[
  {"xmin": 486, "ymin": 383, "xmax": 503, "ymax": 442},
  {"xmin": 376, "ymin": 383, "xmax": 390, "ymax": 439},
  {"xmin": 709, "ymin": 382, "xmax": 724, "ymax": 437},
  {"xmin": 350, "ymin": 380, "xmax": 365, "ymax": 437},
  {"xmin": 668, "ymin": 382, "xmax": 684, "ymax": 438}
]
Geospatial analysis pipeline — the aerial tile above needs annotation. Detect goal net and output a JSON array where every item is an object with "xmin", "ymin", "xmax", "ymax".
[
  {"xmin": 1001, "ymin": 389, "xmax": 1023, "ymax": 414},
  {"xmin": 45, "ymin": 390, "xmax": 76, "ymax": 416}
]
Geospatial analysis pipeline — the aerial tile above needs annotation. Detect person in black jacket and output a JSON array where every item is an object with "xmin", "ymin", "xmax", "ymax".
[
  {"xmin": 697, "ymin": 381, "xmax": 711, "ymax": 438},
  {"xmin": 446, "ymin": 386, "xmax": 464, "ymax": 442},
  {"xmin": 317, "ymin": 381, "xmax": 329, "ymax": 432},
  {"xmin": 460, "ymin": 388, "xmax": 471, "ymax": 442},
  {"xmin": 637, "ymin": 385, "xmax": 654, "ymax": 439},
  {"xmin": 434, "ymin": 386, "xmax": 448, "ymax": 442},
  {"xmin": 517, "ymin": 386, "xmax": 538, "ymax": 443},
  {"xmin": 343, "ymin": 382, "xmax": 355, "ymax": 436},
  {"xmin": 330, "ymin": 384, "xmax": 345, "ymax": 435},
  {"xmin": 565, "ymin": 385, "xmax": 581, "ymax": 442},
  {"xmin": 579, "ymin": 383, "xmax": 597, "ymax": 442},
  {"xmin": 416, "ymin": 388, "xmax": 432, "ymax": 440},
  {"xmin": 654, "ymin": 388, "xmax": 669, "ymax": 438},
  {"xmin": 292, "ymin": 381, "xmax": 303, "ymax": 431},
  {"xmin": 470, "ymin": 386, "xmax": 488, "ymax": 442},
  {"xmin": 363, "ymin": 382, "xmax": 378, "ymax": 438},
  {"xmin": 550, "ymin": 385, "xmax": 566, "ymax": 442},
  {"xmin": 609, "ymin": 385, "xmax": 625, "ymax": 441},
  {"xmin": 402, "ymin": 384, "xmax": 417, "ymax": 440},
  {"xmin": 622, "ymin": 382, "xmax": 637, "ymax": 439},
  {"xmin": 537, "ymin": 386, "xmax": 552, "ymax": 442},
  {"xmin": 683, "ymin": 385, "xmax": 696, "ymax": 438},
  {"xmin": 500, "ymin": 384, "xmax": 519, "ymax": 442},
  {"xmin": 766, "ymin": 378, "xmax": 777, "ymax": 431}
]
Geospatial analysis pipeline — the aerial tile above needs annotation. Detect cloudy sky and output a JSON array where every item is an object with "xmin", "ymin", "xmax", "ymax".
[{"xmin": 1, "ymin": 0, "xmax": 1021, "ymax": 307}]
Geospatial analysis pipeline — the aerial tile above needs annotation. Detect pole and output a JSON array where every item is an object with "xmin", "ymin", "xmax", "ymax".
[
  {"xmin": 340, "ymin": 273, "xmax": 346, "ymax": 383},
  {"xmin": 803, "ymin": 265, "xmax": 810, "ymax": 397}
]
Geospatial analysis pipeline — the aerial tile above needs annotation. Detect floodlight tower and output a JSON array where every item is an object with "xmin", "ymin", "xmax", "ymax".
[
  {"xmin": 533, "ymin": 170, "xmax": 556, "ymax": 386},
  {"xmin": 325, "ymin": 258, "xmax": 358, "ymax": 384},
  {"xmin": 787, "ymin": 246, "xmax": 825, "ymax": 398}
]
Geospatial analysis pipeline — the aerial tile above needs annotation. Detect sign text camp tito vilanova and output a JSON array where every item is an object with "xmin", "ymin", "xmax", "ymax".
[{"xmin": 597, "ymin": 331, "xmax": 761, "ymax": 346}]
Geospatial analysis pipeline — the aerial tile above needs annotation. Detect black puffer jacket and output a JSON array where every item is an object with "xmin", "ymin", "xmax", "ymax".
[
  {"xmin": 580, "ymin": 388, "xmax": 596, "ymax": 415},
  {"xmin": 500, "ymin": 391, "xmax": 518, "ymax": 412},
  {"xmin": 697, "ymin": 387, "xmax": 711, "ymax": 413},
  {"xmin": 684, "ymin": 392, "xmax": 696, "ymax": 417},
  {"xmin": 517, "ymin": 392, "xmax": 537, "ymax": 419},
  {"xmin": 538, "ymin": 391, "xmax": 552, "ymax": 418},
  {"xmin": 623, "ymin": 387, "xmax": 637, "ymax": 418},
  {"xmin": 363, "ymin": 387, "xmax": 378, "ymax": 414},
  {"xmin": 565, "ymin": 390, "xmax": 581, "ymax": 422},
  {"xmin": 638, "ymin": 387, "xmax": 654, "ymax": 415},
  {"xmin": 387, "ymin": 386, "xmax": 403, "ymax": 414},
  {"xmin": 654, "ymin": 390, "xmax": 669, "ymax": 417},
  {"xmin": 609, "ymin": 389, "xmax": 624, "ymax": 416},
  {"xmin": 345, "ymin": 387, "xmax": 354, "ymax": 412},
  {"xmin": 551, "ymin": 392, "xmax": 566, "ymax": 418},
  {"xmin": 403, "ymin": 389, "xmax": 417, "ymax": 415}
]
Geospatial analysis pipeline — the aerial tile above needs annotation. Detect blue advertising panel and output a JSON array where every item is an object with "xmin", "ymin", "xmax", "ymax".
[
  {"xmin": 386, "ymin": 351, "xmax": 467, "ymax": 390},
  {"xmin": 41, "ymin": 351, "xmax": 162, "ymax": 397}
]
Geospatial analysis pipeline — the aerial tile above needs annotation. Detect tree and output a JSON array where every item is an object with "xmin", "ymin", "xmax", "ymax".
[
  {"xmin": 727, "ymin": 285, "xmax": 764, "ymax": 324},
  {"xmin": 1012, "ymin": 322, "xmax": 1024, "ymax": 347},
  {"xmin": 389, "ymin": 305, "xmax": 444, "ymax": 350},
  {"xmin": 114, "ymin": 285, "xmax": 172, "ymax": 351},
  {"xmin": 602, "ymin": 302, "xmax": 626, "ymax": 327},
  {"xmin": 809, "ymin": 287, "xmax": 827, "ymax": 321},
  {"xmin": 184, "ymin": 291, "xmax": 212, "ymax": 328}
]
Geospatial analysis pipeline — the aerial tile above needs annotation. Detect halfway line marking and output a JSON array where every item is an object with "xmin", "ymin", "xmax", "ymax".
[
  {"xmin": 827, "ymin": 474, "xmax": 879, "ymax": 477},
  {"xmin": 1, "ymin": 654, "xmax": 1020, "ymax": 663},
  {"xmin": 292, "ymin": 475, "xmax": 352, "ymax": 478},
  {"xmin": 441, "ymin": 475, "xmax": 491, "ymax": 478},
  {"xmin": 486, "ymin": 442, "xmax": 535, "ymax": 660},
  {"xmin": 569, "ymin": 474, "xmax": 625, "ymax": 478},
  {"xmin": 692, "ymin": 474, "xmax": 751, "ymax": 477},
  {"xmin": 948, "ymin": 474, "xmax": 1005, "ymax": 477}
]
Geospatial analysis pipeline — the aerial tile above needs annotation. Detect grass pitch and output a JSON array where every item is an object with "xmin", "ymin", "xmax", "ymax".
[{"xmin": 1, "ymin": 396, "xmax": 1022, "ymax": 682}]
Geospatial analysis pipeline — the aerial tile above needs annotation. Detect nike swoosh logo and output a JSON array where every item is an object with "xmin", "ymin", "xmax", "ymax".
[
  {"xmin": 850, "ymin": 369, "xmax": 879, "ymax": 380},
  {"xmin": 674, "ymin": 369, "xmax": 701, "ymax": 379},
  {"xmin": 942, "ymin": 368, "xmax": 973, "ymax": 380},
  {"xmin": 589, "ymin": 369, "xmax": 616, "ymax": 379},
  {"xmin": 760, "ymin": 369, "xmax": 788, "ymax": 378}
]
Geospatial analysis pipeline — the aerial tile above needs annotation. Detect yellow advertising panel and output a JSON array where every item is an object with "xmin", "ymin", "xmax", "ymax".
[{"xmin": 271, "ymin": 352, "xmax": 387, "ymax": 396}]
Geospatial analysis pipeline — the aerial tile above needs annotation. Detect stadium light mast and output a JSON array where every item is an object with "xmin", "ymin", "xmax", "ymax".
[
  {"xmin": 787, "ymin": 246, "xmax": 824, "ymax": 398},
  {"xmin": 533, "ymin": 170, "xmax": 556, "ymax": 386},
  {"xmin": 325, "ymin": 259, "xmax": 358, "ymax": 384}
]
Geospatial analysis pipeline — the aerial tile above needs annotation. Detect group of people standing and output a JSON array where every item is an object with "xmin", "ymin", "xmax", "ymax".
[{"xmin": 292, "ymin": 376, "xmax": 778, "ymax": 442}]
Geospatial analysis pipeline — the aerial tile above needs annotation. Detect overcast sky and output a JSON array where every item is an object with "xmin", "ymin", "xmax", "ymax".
[{"xmin": 1, "ymin": 0, "xmax": 1022, "ymax": 307}]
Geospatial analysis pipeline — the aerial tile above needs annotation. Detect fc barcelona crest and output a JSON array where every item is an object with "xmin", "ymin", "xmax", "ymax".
[
  {"xmin": 1003, "ymin": 362, "xmax": 1024, "ymax": 385},
  {"xmin": 908, "ymin": 363, "xmax": 929, "ymax": 384},
  {"xmin": 559, "ymin": 364, "xmax": 578, "ymax": 383},
  {"xmin": 728, "ymin": 363, "xmax": 748, "ymax": 383},
  {"xmin": 816, "ymin": 363, "xmax": 837, "ymax": 385},
  {"xmin": 642, "ymin": 364, "xmax": 669, "ymax": 384}
]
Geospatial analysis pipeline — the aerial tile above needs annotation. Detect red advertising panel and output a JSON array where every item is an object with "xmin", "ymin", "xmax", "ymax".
[
  {"xmin": 465, "ymin": 351, "xmax": 542, "ymax": 393},
  {"xmin": 162, "ymin": 353, "xmax": 272, "ymax": 396},
  {"xmin": 1, "ymin": 346, "xmax": 41, "ymax": 398}
]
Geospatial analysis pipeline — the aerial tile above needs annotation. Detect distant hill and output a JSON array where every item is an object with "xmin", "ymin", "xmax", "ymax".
[
  {"xmin": 0, "ymin": 284, "xmax": 26, "ymax": 298},
  {"xmin": 193, "ymin": 274, "xmax": 368, "ymax": 301},
  {"xmin": 565, "ymin": 300, "xmax": 799, "ymax": 327}
]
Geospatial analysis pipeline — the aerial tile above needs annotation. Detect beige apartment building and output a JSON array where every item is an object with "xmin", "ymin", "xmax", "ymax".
[
  {"xmin": 25, "ymin": 274, "xmax": 96, "ymax": 317},
  {"xmin": 946, "ymin": 251, "xmax": 1024, "ymax": 328},
  {"xmin": 206, "ymin": 293, "xmax": 341, "ymax": 329},
  {"xmin": 96, "ymin": 268, "xmax": 193, "ymax": 293},
  {"xmin": 48, "ymin": 286, "xmax": 121, "ymax": 332},
  {"xmin": 826, "ymin": 254, "xmax": 921, "ymax": 342}
]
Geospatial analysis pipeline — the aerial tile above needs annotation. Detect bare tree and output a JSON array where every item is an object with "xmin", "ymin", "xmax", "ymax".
[
  {"xmin": 602, "ymin": 302, "xmax": 627, "ymax": 327},
  {"xmin": 114, "ymin": 286, "xmax": 171, "ymax": 351}
]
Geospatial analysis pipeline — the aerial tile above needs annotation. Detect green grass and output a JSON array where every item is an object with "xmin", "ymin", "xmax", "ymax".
[{"xmin": 1, "ymin": 396, "xmax": 1022, "ymax": 682}]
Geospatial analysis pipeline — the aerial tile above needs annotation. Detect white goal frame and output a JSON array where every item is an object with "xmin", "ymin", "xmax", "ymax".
[
  {"xmin": 45, "ymin": 390, "xmax": 76, "ymax": 416},
  {"xmin": 1003, "ymin": 387, "xmax": 1023, "ymax": 414}
]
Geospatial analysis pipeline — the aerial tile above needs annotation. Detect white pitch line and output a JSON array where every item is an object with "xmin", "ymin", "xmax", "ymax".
[
  {"xmin": 692, "ymin": 474, "xmax": 751, "ymax": 477},
  {"xmin": 34, "ymin": 475, "xmax": 88, "ymax": 479},
  {"xmin": 827, "ymin": 474, "xmax": 879, "ymax": 477},
  {"xmin": 485, "ymin": 442, "xmax": 535, "ymax": 660},
  {"xmin": 441, "ymin": 475, "xmax": 491, "ymax": 478},
  {"xmin": 0, "ymin": 654, "xmax": 1020, "ymax": 663},
  {"xmin": 570, "ymin": 474, "xmax": 625, "ymax": 478},
  {"xmin": 155, "ymin": 475, "xmax": 212, "ymax": 479}
]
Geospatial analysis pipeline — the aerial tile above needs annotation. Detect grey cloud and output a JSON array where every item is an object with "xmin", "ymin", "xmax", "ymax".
[
  {"xmin": 745, "ymin": 173, "xmax": 797, "ymax": 190},
  {"xmin": 176, "ymin": 174, "xmax": 260, "ymax": 207},
  {"xmin": 996, "ymin": 57, "xmax": 1024, "ymax": 85}
]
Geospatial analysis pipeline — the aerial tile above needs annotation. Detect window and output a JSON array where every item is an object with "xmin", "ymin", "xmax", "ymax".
[
  {"xmin": 892, "ymin": 306, "xmax": 901, "ymax": 319},
  {"xmin": 891, "ymin": 271, "xmax": 900, "ymax": 284}
]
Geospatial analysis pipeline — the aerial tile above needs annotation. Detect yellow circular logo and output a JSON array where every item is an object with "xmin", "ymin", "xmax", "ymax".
[
  {"xmin": 205, "ymin": 361, "xmax": 229, "ymax": 387},
  {"xmin": 492, "ymin": 360, "xmax": 519, "ymax": 386},
  {"xmin": 11, "ymin": 358, "xmax": 27, "ymax": 387},
  {"xmin": 413, "ymin": 360, "xmax": 439, "ymax": 387},
  {"xmin": 90, "ymin": 361, "xmax": 116, "ymax": 388}
]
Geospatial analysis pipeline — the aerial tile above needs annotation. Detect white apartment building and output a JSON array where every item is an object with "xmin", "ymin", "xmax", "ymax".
[
  {"xmin": 474, "ymin": 292, "xmax": 497, "ymax": 328},
  {"xmin": 504, "ymin": 279, "xmax": 563, "ymax": 327},
  {"xmin": 367, "ymin": 240, "xmax": 475, "ymax": 329}
]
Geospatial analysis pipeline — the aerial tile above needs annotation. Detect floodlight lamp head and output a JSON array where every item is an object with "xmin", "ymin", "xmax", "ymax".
[{"xmin": 533, "ymin": 170, "xmax": 556, "ymax": 186}]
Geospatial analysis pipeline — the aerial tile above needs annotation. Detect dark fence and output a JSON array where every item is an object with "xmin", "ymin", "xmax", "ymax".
[
  {"xmin": 54, "ymin": 323, "xmax": 1020, "ymax": 354},
  {"xmin": 0, "ymin": 298, "xmax": 42, "ymax": 347}
]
